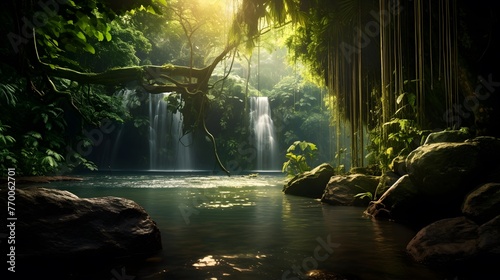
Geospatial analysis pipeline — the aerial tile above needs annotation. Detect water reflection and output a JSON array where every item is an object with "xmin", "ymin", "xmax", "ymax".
[
  {"xmin": 193, "ymin": 255, "xmax": 219, "ymax": 267},
  {"xmin": 47, "ymin": 174, "xmax": 444, "ymax": 280}
]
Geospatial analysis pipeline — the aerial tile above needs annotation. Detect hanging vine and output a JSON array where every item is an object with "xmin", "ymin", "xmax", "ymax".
[{"xmin": 238, "ymin": 0, "xmax": 463, "ymax": 170}]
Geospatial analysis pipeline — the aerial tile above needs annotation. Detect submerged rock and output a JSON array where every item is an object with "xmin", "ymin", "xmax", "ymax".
[
  {"xmin": 321, "ymin": 174, "xmax": 380, "ymax": 206},
  {"xmin": 283, "ymin": 163, "xmax": 335, "ymax": 198},
  {"xmin": 0, "ymin": 187, "xmax": 162, "ymax": 266}
]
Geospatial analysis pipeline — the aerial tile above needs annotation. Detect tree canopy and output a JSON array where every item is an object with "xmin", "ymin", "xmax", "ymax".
[
  {"xmin": 1, "ymin": 0, "xmax": 499, "ymax": 175},
  {"xmin": 1, "ymin": 0, "xmax": 243, "ymax": 174}
]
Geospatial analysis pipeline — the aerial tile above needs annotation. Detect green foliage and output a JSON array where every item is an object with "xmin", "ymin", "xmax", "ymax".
[
  {"xmin": 20, "ymin": 133, "xmax": 65, "ymax": 175},
  {"xmin": 269, "ymin": 74, "xmax": 330, "ymax": 164},
  {"xmin": 205, "ymin": 74, "xmax": 252, "ymax": 168},
  {"xmin": 354, "ymin": 191, "xmax": 373, "ymax": 201},
  {"xmin": 3, "ymin": 0, "xmax": 157, "ymax": 162},
  {"xmin": 282, "ymin": 140, "xmax": 318, "ymax": 177},
  {"xmin": 367, "ymin": 118, "xmax": 426, "ymax": 171},
  {"xmin": 334, "ymin": 147, "xmax": 347, "ymax": 174},
  {"xmin": 231, "ymin": 0, "xmax": 304, "ymax": 50},
  {"xmin": 13, "ymin": 102, "xmax": 69, "ymax": 175},
  {"xmin": 68, "ymin": 20, "xmax": 152, "ymax": 72},
  {"xmin": 0, "ymin": 122, "xmax": 17, "ymax": 170},
  {"xmin": 64, "ymin": 144, "xmax": 99, "ymax": 172},
  {"xmin": 0, "ymin": 74, "xmax": 103, "ymax": 175},
  {"xmin": 210, "ymin": 74, "xmax": 253, "ymax": 127},
  {"xmin": 1, "ymin": 0, "xmax": 223, "ymax": 175},
  {"xmin": 353, "ymin": 178, "xmax": 387, "ymax": 203},
  {"xmin": 0, "ymin": 0, "xmax": 368, "ymax": 175},
  {"xmin": 34, "ymin": 0, "xmax": 157, "ymax": 61},
  {"xmin": 36, "ymin": 2, "xmax": 111, "ymax": 58},
  {"xmin": 0, "ymin": 83, "xmax": 18, "ymax": 106}
]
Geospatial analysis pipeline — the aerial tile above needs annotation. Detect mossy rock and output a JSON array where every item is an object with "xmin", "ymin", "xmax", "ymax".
[{"xmin": 283, "ymin": 163, "xmax": 335, "ymax": 198}]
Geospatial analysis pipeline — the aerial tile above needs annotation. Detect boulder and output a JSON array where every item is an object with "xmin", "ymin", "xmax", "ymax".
[
  {"xmin": 321, "ymin": 174, "xmax": 380, "ymax": 206},
  {"xmin": 283, "ymin": 163, "xmax": 335, "ymax": 198},
  {"xmin": 478, "ymin": 215, "xmax": 500, "ymax": 256},
  {"xmin": 487, "ymin": 164, "xmax": 500, "ymax": 183},
  {"xmin": 389, "ymin": 155, "xmax": 407, "ymax": 176},
  {"xmin": 0, "ymin": 187, "xmax": 162, "ymax": 266},
  {"xmin": 366, "ymin": 174, "xmax": 466, "ymax": 228},
  {"xmin": 365, "ymin": 175, "xmax": 420, "ymax": 222},
  {"xmin": 377, "ymin": 171, "xmax": 400, "ymax": 196},
  {"xmin": 349, "ymin": 165, "xmax": 381, "ymax": 176},
  {"xmin": 376, "ymin": 175, "xmax": 417, "ymax": 207},
  {"xmin": 406, "ymin": 215, "xmax": 500, "ymax": 269},
  {"xmin": 462, "ymin": 183, "xmax": 500, "ymax": 224},
  {"xmin": 406, "ymin": 142, "xmax": 481, "ymax": 197},
  {"xmin": 465, "ymin": 136, "xmax": 500, "ymax": 181},
  {"xmin": 423, "ymin": 129, "xmax": 472, "ymax": 145},
  {"xmin": 406, "ymin": 216, "xmax": 479, "ymax": 265}
]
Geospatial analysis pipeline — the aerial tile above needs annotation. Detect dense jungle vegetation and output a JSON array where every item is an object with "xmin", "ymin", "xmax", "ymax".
[{"xmin": 1, "ymin": 0, "xmax": 499, "ymax": 176}]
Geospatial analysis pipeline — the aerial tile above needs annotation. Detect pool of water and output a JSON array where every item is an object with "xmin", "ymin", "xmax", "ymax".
[{"xmin": 44, "ymin": 173, "xmax": 447, "ymax": 280}]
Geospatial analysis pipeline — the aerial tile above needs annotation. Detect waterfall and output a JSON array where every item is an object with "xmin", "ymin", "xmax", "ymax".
[
  {"xmin": 96, "ymin": 88, "xmax": 136, "ymax": 170},
  {"xmin": 149, "ymin": 93, "xmax": 193, "ymax": 170},
  {"xmin": 249, "ymin": 97, "xmax": 279, "ymax": 170}
]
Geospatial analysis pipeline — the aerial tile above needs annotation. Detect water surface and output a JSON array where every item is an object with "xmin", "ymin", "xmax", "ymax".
[{"xmin": 46, "ymin": 173, "xmax": 445, "ymax": 280}]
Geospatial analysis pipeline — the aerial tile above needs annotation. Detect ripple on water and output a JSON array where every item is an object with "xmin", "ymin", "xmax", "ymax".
[{"xmin": 45, "ymin": 174, "xmax": 446, "ymax": 280}]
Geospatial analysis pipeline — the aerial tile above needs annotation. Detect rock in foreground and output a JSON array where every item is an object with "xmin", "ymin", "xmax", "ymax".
[
  {"xmin": 406, "ymin": 215, "xmax": 500, "ymax": 269},
  {"xmin": 0, "ymin": 187, "xmax": 162, "ymax": 271},
  {"xmin": 462, "ymin": 182, "xmax": 500, "ymax": 224},
  {"xmin": 406, "ymin": 216, "xmax": 479, "ymax": 264}
]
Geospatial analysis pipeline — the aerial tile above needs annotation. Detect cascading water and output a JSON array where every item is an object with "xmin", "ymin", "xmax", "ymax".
[
  {"xmin": 94, "ymin": 88, "xmax": 139, "ymax": 170},
  {"xmin": 108, "ymin": 89, "xmax": 135, "ymax": 168},
  {"xmin": 149, "ymin": 93, "xmax": 193, "ymax": 170},
  {"xmin": 249, "ymin": 96, "xmax": 279, "ymax": 170}
]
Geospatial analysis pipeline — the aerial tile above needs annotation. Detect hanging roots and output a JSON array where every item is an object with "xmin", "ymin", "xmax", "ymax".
[{"xmin": 201, "ymin": 99, "xmax": 231, "ymax": 176}]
